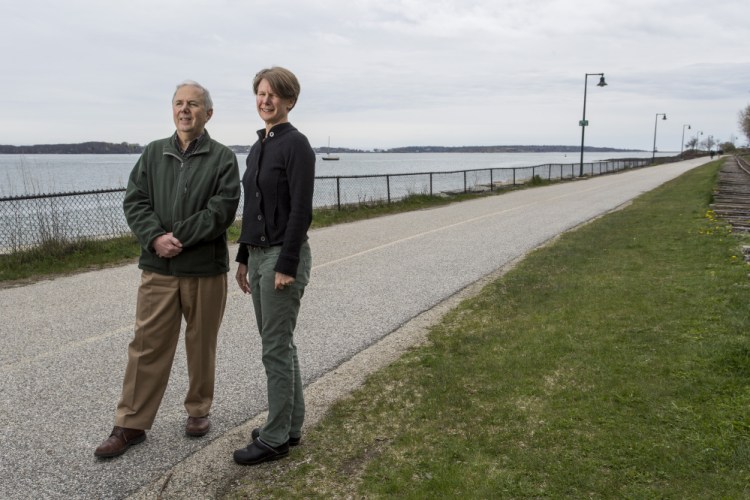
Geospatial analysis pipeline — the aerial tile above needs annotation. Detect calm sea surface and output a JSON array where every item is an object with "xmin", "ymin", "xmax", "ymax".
[{"xmin": 0, "ymin": 151, "xmax": 664, "ymax": 197}]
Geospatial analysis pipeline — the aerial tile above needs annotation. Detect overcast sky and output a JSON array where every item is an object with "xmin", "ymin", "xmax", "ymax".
[{"xmin": 2, "ymin": 0, "xmax": 749, "ymax": 151}]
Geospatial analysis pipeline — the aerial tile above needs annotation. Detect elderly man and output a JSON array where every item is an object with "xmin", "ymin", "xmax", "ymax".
[{"xmin": 95, "ymin": 80, "xmax": 240, "ymax": 458}]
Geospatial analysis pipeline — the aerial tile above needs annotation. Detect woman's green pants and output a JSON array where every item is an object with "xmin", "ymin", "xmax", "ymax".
[{"xmin": 248, "ymin": 242, "xmax": 311, "ymax": 447}]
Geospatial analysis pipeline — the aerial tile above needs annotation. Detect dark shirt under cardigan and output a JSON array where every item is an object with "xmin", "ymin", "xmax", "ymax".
[{"xmin": 236, "ymin": 122, "xmax": 316, "ymax": 278}]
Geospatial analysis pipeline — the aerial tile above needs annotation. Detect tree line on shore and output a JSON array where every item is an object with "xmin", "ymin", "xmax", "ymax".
[
  {"xmin": 0, "ymin": 142, "xmax": 144, "ymax": 154},
  {"xmin": 4, "ymin": 102, "xmax": 749, "ymax": 155},
  {"xmin": 0, "ymin": 141, "xmax": 645, "ymax": 155}
]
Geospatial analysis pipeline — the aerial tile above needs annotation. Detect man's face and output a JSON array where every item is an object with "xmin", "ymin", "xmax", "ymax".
[{"xmin": 172, "ymin": 85, "xmax": 212, "ymax": 140}]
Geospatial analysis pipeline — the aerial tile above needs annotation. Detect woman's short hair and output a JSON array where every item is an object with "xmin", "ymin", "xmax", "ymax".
[
  {"xmin": 173, "ymin": 80, "xmax": 213, "ymax": 110},
  {"xmin": 253, "ymin": 67, "xmax": 301, "ymax": 110}
]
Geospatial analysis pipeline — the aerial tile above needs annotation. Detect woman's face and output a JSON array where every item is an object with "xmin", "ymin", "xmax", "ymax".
[{"xmin": 256, "ymin": 78, "xmax": 294, "ymax": 129}]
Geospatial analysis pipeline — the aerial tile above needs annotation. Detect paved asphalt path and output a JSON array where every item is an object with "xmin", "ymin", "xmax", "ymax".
[{"xmin": 0, "ymin": 158, "xmax": 712, "ymax": 499}]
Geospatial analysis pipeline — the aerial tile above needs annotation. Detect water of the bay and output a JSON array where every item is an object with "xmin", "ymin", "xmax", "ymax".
[{"xmin": 0, "ymin": 151, "xmax": 667, "ymax": 197}]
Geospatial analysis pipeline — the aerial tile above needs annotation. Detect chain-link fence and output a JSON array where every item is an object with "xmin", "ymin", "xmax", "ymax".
[
  {"xmin": 312, "ymin": 158, "xmax": 649, "ymax": 208},
  {"xmin": 1, "ymin": 158, "xmax": 650, "ymax": 252},
  {"xmin": 0, "ymin": 189, "xmax": 131, "ymax": 252}
]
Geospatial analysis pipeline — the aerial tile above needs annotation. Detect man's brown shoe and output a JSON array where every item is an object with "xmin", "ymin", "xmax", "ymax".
[
  {"xmin": 185, "ymin": 416, "xmax": 210, "ymax": 437},
  {"xmin": 94, "ymin": 426, "xmax": 146, "ymax": 458}
]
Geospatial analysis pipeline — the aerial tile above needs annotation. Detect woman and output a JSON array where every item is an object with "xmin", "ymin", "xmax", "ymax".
[{"xmin": 233, "ymin": 67, "xmax": 316, "ymax": 466}]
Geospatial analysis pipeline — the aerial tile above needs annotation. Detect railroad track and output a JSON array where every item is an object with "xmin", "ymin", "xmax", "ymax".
[{"xmin": 711, "ymin": 155, "xmax": 750, "ymax": 234}]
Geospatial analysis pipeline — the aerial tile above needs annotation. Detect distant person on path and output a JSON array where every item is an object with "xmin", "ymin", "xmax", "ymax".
[
  {"xmin": 233, "ymin": 67, "xmax": 316, "ymax": 466},
  {"xmin": 94, "ymin": 80, "xmax": 241, "ymax": 458}
]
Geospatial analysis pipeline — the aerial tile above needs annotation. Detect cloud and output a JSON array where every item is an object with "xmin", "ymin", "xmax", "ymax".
[{"xmin": 1, "ymin": 0, "xmax": 748, "ymax": 148}]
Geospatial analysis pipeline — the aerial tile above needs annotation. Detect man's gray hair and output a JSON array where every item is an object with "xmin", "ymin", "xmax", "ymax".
[{"xmin": 173, "ymin": 80, "xmax": 213, "ymax": 110}]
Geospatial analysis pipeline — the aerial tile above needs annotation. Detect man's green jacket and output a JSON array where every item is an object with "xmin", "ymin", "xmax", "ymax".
[{"xmin": 124, "ymin": 132, "xmax": 241, "ymax": 277}]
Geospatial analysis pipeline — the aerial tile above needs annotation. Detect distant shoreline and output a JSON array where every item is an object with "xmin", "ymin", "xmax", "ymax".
[{"xmin": 0, "ymin": 141, "xmax": 646, "ymax": 155}]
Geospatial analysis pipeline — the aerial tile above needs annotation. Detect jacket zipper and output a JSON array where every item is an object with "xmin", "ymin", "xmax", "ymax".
[
  {"xmin": 166, "ymin": 152, "xmax": 185, "ymax": 227},
  {"xmin": 163, "ymin": 151, "xmax": 185, "ymax": 275}
]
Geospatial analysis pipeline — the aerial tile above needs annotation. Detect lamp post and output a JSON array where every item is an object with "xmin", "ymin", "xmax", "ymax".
[
  {"xmin": 681, "ymin": 124, "xmax": 691, "ymax": 155},
  {"xmin": 579, "ymin": 73, "xmax": 607, "ymax": 177},
  {"xmin": 652, "ymin": 113, "xmax": 667, "ymax": 163},
  {"xmin": 694, "ymin": 130, "xmax": 703, "ymax": 151}
]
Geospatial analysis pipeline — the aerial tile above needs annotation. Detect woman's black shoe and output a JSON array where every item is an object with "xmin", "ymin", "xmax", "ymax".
[
  {"xmin": 251, "ymin": 427, "xmax": 301, "ymax": 447},
  {"xmin": 233, "ymin": 438, "xmax": 290, "ymax": 466}
]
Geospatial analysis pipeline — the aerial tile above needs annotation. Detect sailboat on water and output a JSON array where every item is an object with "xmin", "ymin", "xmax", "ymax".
[{"xmin": 322, "ymin": 136, "xmax": 339, "ymax": 161}]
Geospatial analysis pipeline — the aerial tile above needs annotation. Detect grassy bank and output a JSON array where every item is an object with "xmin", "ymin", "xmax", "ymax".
[
  {"xmin": 0, "ymin": 235, "xmax": 142, "ymax": 284},
  {"xmin": 226, "ymin": 160, "xmax": 750, "ymax": 497}
]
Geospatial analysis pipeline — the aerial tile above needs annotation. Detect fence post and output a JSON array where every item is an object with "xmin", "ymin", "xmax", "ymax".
[
  {"xmin": 490, "ymin": 169, "xmax": 493, "ymax": 191},
  {"xmin": 336, "ymin": 177, "xmax": 341, "ymax": 210},
  {"xmin": 387, "ymin": 175, "xmax": 391, "ymax": 204},
  {"xmin": 463, "ymin": 171, "xmax": 467, "ymax": 193},
  {"xmin": 513, "ymin": 168, "xmax": 516, "ymax": 186},
  {"xmin": 430, "ymin": 173, "xmax": 433, "ymax": 195}
]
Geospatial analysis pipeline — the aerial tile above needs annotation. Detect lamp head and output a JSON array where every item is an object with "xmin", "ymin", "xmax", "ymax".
[
  {"xmin": 597, "ymin": 75, "xmax": 607, "ymax": 87},
  {"xmin": 662, "ymin": 114, "xmax": 667, "ymax": 120}
]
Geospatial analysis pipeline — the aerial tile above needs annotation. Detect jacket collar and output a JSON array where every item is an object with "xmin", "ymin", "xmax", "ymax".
[
  {"xmin": 257, "ymin": 122, "xmax": 295, "ymax": 142},
  {"xmin": 165, "ymin": 130, "xmax": 212, "ymax": 157}
]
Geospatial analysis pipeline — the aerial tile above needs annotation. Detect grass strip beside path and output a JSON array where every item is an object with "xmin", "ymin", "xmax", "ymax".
[
  {"xmin": 0, "ymin": 235, "xmax": 141, "ymax": 284},
  {"xmin": 227, "ymin": 160, "xmax": 750, "ymax": 498}
]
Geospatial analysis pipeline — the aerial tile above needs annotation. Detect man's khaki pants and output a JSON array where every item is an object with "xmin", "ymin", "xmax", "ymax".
[{"xmin": 115, "ymin": 271, "xmax": 227, "ymax": 430}]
